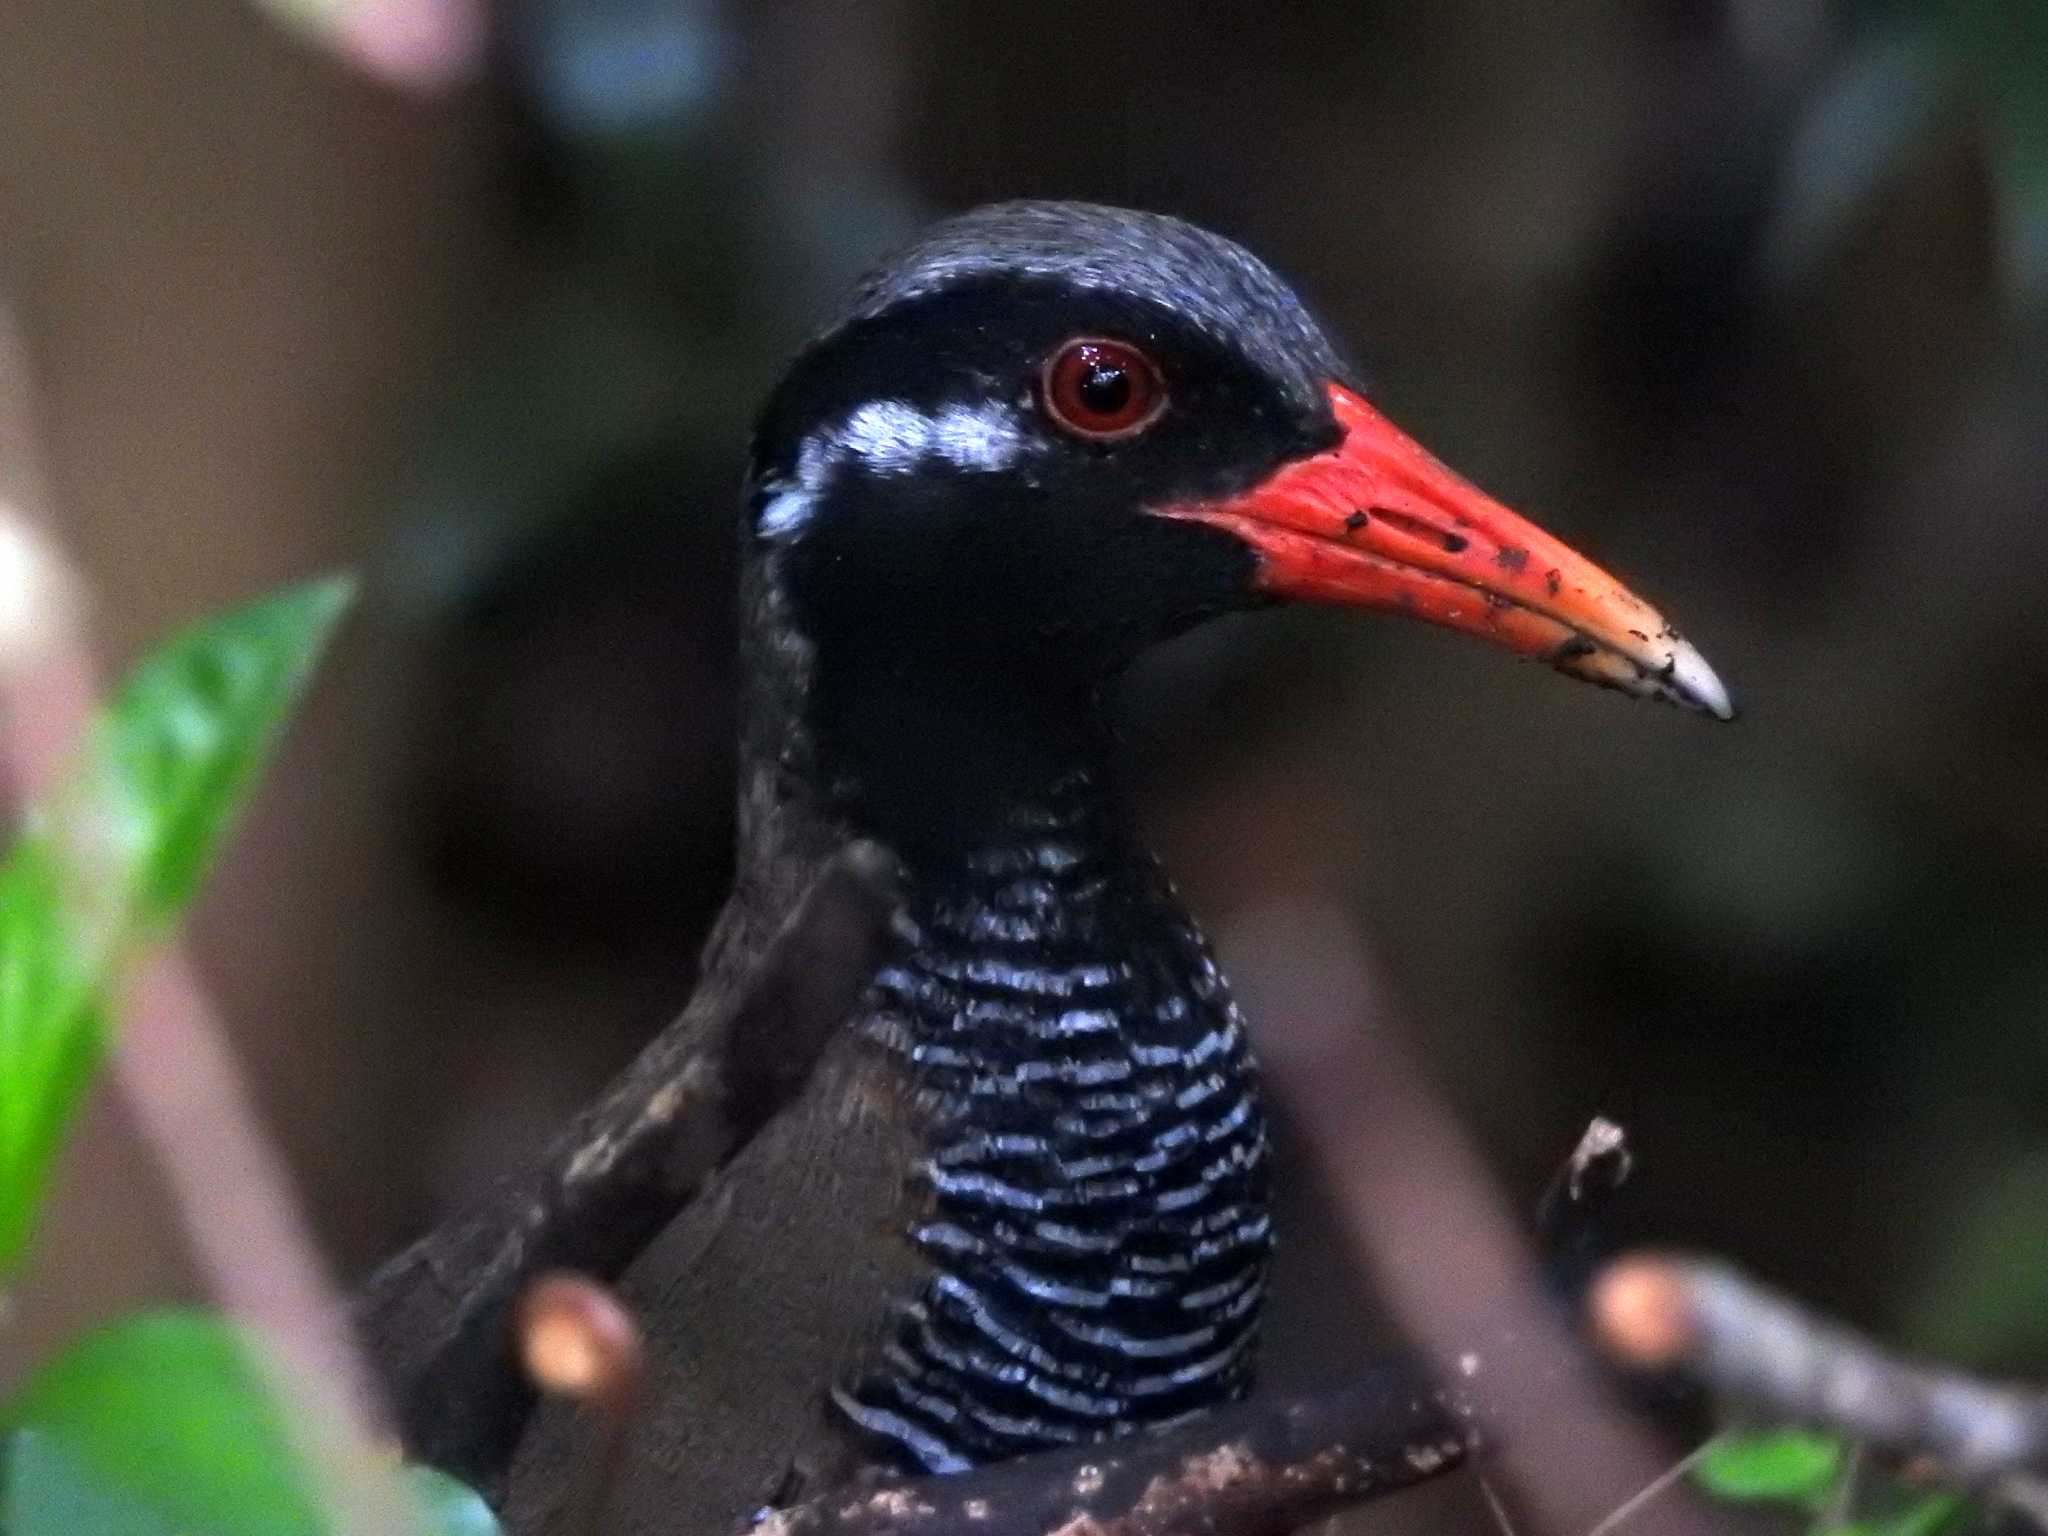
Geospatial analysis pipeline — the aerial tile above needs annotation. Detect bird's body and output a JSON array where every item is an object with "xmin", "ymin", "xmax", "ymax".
[
  {"xmin": 505, "ymin": 202, "xmax": 1729, "ymax": 1536},
  {"xmin": 510, "ymin": 556, "xmax": 1272, "ymax": 1535}
]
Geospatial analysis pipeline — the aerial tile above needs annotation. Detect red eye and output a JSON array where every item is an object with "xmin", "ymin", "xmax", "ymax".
[{"xmin": 1040, "ymin": 337, "xmax": 1167, "ymax": 440}]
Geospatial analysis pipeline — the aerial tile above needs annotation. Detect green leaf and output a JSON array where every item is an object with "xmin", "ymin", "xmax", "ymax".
[
  {"xmin": 0, "ymin": 842, "xmax": 104, "ymax": 1269},
  {"xmin": 403, "ymin": 1465, "xmax": 504, "ymax": 1536},
  {"xmin": 3, "ymin": 1430, "xmax": 180, "ymax": 1536},
  {"xmin": 98, "ymin": 573, "xmax": 355, "ymax": 925},
  {"xmin": 1694, "ymin": 1427, "xmax": 1844, "ymax": 1505},
  {"xmin": 1820, "ymin": 1491, "xmax": 1969, "ymax": 1536},
  {"xmin": 1938, "ymin": 0, "xmax": 2048, "ymax": 292},
  {"xmin": 2, "ymin": 1310, "xmax": 323, "ymax": 1536},
  {"xmin": 0, "ymin": 576, "xmax": 354, "ymax": 1272},
  {"xmin": 2, "ymin": 1322, "xmax": 494, "ymax": 1536}
]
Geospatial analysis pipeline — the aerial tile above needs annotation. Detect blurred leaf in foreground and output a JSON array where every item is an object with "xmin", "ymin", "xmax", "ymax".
[
  {"xmin": 1, "ymin": 1310, "xmax": 503, "ymax": 1536},
  {"xmin": 1820, "ymin": 1490, "xmax": 1968, "ymax": 1536},
  {"xmin": 403, "ymin": 1464, "xmax": 506, "ymax": 1536},
  {"xmin": 1, "ymin": 1311, "xmax": 322, "ymax": 1536},
  {"xmin": 97, "ymin": 575, "xmax": 354, "ymax": 926},
  {"xmin": 0, "ymin": 576, "xmax": 354, "ymax": 1270},
  {"xmin": 1694, "ymin": 1426, "xmax": 1844, "ymax": 1504},
  {"xmin": 0, "ymin": 841, "xmax": 104, "ymax": 1275},
  {"xmin": 2, "ymin": 1431, "xmax": 179, "ymax": 1536},
  {"xmin": 1938, "ymin": 0, "xmax": 2048, "ymax": 293},
  {"xmin": 1906, "ymin": 1146, "xmax": 2048, "ymax": 1369}
]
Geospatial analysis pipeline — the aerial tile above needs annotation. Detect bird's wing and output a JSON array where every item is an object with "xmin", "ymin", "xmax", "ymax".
[{"xmin": 506, "ymin": 1019, "xmax": 929, "ymax": 1536}]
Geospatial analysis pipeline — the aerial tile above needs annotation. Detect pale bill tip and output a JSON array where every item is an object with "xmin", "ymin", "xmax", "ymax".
[{"xmin": 1666, "ymin": 639, "xmax": 1735, "ymax": 721}]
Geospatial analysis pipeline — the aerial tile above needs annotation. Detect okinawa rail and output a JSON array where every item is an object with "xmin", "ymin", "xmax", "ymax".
[{"xmin": 505, "ymin": 201, "xmax": 1732, "ymax": 1535}]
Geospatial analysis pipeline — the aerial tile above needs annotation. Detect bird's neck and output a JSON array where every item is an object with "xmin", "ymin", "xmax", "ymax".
[
  {"xmin": 740, "ymin": 558, "xmax": 1130, "ymax": 880},
  {"xmin": 819, "ymin": 662, "xmax": 1122, "ymax": 868}
]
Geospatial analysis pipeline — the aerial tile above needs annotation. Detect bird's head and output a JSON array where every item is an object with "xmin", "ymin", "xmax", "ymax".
[{"xmin": 749, "ymin": 200, "xmax": 1732, "ymax": 720}]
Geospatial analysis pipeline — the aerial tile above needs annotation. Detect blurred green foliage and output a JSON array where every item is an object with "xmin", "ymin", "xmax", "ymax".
[
  {"xmin": 1694, "ymin": 1428, "xmax": 1969, "ymax": 1536},
  {"xmin": 3, "ymin": 1432, "xmax": 182, "ymax": 1536},
  {"xmin": 0, "ymin": 579, "xmax": 498, "ymax": 1533},
  {"xmin": 0, "ymin": 840, "xmax": 102, "ymax": 1275},
  {"xmin": 399, "ymin": 1467, "xmax": 503, "ymax": 1536},
  {"xmin": 0, "ymin": 578, "xmax": 353, "ymax": 1270},
  {"xmin": 1936, "ymin": 0, "xmax": 2048, "ymax": 285},
  {"xmin": 4, "ymin": 1312, "xmax": 327, "ymax": 1536},
  {"xmin": 1696, "ymin": 1428, "xmax": 1844, "ymax": 1504},
  {"xmin": 1907, "ymin": 1149, "xmax": 2048, "ymax": 1368},
  {"xmin": 97, "ymin": 576, "xmax": 356, "ymax": 927}
]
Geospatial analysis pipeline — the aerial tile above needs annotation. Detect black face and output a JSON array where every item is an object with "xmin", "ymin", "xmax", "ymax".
[{"xmin": 749, "ymin": 203, "xmax": 1352, "ymax": 686}]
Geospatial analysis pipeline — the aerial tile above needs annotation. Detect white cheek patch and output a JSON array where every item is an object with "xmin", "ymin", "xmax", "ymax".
[
  {"xmin": 757, "ymin": 484, "xmax": 820, "ymax": 540},
  {"xmin": 756, "ymin": 398, "xmax": 1035, "ymax": 540}
]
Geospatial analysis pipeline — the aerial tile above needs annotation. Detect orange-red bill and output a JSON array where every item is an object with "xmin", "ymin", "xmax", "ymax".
[{"xmin": 1158, "ymin": 383, "xmax": 1734, "ymax": 718}]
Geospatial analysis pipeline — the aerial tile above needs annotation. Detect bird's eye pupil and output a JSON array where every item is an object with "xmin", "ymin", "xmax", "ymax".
[{"xmin": 1078, "ymin": 363, "xmax": 1130, "ymax": 415}]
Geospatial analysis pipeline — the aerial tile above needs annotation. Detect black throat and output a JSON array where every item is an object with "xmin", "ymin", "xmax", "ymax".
[{"xmin": 813, "ymin": 642, "xmax": 1119, "ymax": 864}]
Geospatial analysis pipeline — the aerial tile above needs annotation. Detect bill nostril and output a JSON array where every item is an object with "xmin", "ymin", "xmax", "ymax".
[{"xmin": 1371, "ymin": 507, "xmax": 1468, "ymax": 555}]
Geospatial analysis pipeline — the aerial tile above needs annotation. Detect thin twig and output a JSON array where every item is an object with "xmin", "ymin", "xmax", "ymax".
[
  {"xmin": 1824, "ymin": 1442, "xmax": 1866, "ymax": 1530},
  {"xmin": 0, "ymin": 311, "xmax": 88, "ymax": 816},
  {"xmin": 1591, "ymin": 1253, "xmax": 2048, "ymax": 1487},
  {"xmin": 1533, "ymin": 1114, "xmax": 1636, "ymax": 1314},
  {"xmin": 354, "ymin": 840, "xmax": 903, "ymax": 1487},
  {"xmin": 1579, "ymin": 1439, "xmax": 1720, "ymax": 1536},
  {"xmin": 515, "ymin": 1273, "xmax": 647, "ymax": 1536},
  {"xmin": 1538, "ymin": 1117, "xmax": 1634, "ymax": 1224},
  {"xmin": 1480, "ymin": 1474, "xmax": 1523, "ymax": 1536},
  {"xmin": 1226, "ymin": 895, "xmax": 1727, "ymax": 1536},
  {"xmin": 115, "ymin": 949, "xmax": 413, "ymax": 1532}
]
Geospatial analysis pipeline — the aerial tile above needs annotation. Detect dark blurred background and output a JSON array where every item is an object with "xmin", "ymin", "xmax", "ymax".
[{"xmin": 5, "ymin": 0, "xmax": 2046, "ymax": 1419}]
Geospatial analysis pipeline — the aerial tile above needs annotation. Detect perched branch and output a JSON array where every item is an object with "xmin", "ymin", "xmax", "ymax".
[
  {"xmin": 1592, "ymin": 1253, "xmax": 2048, "ymax": 1486},
  {"xmin": 760, "ymin": 1359, "xmax": 1473, "ymax": 1536},
  {"xmin": 735, "ymin": 1114, "xmax": 1637, "ymax": 1536},
  {"xmin": 354, "ymin": 841, "xmax": 903, "ymax": 1486}
]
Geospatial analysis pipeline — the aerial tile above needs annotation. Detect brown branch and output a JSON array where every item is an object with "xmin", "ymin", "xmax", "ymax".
[
  {"xmin": 759, "ymin": 1359, "xmax": 1473, "ymax": 1536},
  {"xmin": 1593, "ymin": 1253, "xmax": 2048, "ymax": 1487},
  {"xmin": 353, "ymin": 840, "xmax": 903, "ymax": 1488}
]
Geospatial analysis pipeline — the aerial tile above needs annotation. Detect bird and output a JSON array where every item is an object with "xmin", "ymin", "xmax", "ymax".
[{"xmin": 504, "ymin": 200, "xmax": 1732, "ymax": 1535}]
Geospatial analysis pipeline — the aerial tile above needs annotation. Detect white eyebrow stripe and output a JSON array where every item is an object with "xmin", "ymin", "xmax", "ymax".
[
  {"xmin": 840, "ymin": 399, "xmax": 1031, "ymax": 473},
  {"xmin": 756, "ymin": 398, "xmax": 1035, "ymax": 539}
]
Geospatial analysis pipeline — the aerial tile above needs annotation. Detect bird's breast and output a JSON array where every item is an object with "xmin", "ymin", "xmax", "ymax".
[{"xmin": 833, "ymin": 814, "xmax": 1271, "ymax": 1472}]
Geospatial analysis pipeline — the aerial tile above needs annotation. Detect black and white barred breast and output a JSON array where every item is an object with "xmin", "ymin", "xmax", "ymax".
[{"xmin": 832, "ymin": 773, "xmax": 1271, "ymax": 1472}]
